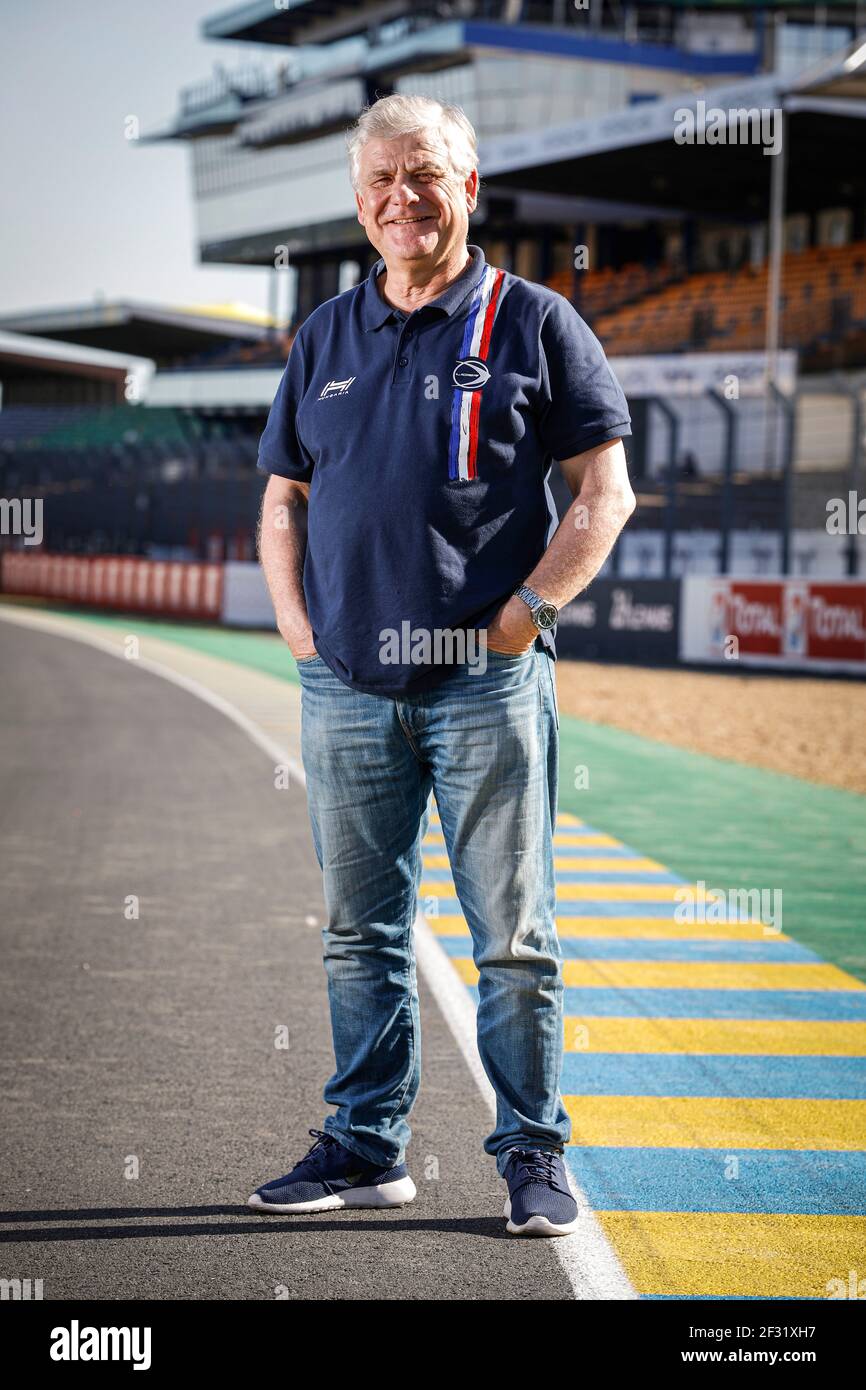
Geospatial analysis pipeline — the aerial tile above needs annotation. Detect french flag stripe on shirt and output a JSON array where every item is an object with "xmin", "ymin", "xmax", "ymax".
[{"xmin": 448, "ymin": 266, "xmax": 505, "ymax": 481}]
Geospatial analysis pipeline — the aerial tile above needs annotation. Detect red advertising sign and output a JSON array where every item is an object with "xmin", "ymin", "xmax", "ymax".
[
  {"xmin": 807, "ymin": 584, "xmax": 866, "ymax": 662},
  {"xmin": 709, "ymin": 582, "xmax": 784, "ymax": 656},
  {"xmin": 693, "ymin": 577, "xmax": 866, "ymax": 670}
]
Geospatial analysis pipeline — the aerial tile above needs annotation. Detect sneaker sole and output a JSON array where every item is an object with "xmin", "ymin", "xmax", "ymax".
[
  {"xmin": 503, "ymin": 1196, "xmax": 579, "ymax": 1237},
  {"xmin": 248, "ymin": 1175, "xmax": 416, "ymax": 1214}
]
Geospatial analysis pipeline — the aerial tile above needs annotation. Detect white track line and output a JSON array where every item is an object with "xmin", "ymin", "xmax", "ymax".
[
  {"xmin": 0, "ymin": 604, "xmax": 638, "ymax": 1300},
  {"xmin": 0, "ymin": 605, "xmax": 305, "ymax": 783},
  {"xmin": 414, "ymin": 911, "xmax": 637, "ymax": 1299}
]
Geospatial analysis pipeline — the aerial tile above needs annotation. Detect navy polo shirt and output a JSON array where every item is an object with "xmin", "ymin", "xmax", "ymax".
[{"xmin": 257, "ymin": 242, "xmax": 631, "ymax": 697}]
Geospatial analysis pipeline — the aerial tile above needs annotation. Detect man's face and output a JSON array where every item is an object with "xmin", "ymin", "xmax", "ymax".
[{"xmin": 355, "ymin": 132, "xmax": 478, "ymax": 268}]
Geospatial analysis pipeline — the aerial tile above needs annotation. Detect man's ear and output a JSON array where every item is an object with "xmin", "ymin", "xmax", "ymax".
[
  {"xmin": 465, "ymin": 168, "xmax": 479, "ymax": 214},
  {"xmin": 355, "ymin": 191, "xmax": 364, "ymax": 226}
]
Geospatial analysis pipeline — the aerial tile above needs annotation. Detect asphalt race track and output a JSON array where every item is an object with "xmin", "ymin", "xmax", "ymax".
[
  {"xmin": 3, "ymin": 605, "xmax": 865, "ymax": 1305},
  {"xmin": 0, "ymin": 618, "xmax": 577, "ymax": 1300}
]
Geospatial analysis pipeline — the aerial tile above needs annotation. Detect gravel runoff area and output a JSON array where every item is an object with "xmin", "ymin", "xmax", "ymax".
[{"xmin": 554, "ymin": 660, "xmax": 866, "ymax": 796}]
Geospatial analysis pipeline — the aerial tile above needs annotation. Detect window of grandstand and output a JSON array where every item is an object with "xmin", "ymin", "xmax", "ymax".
[{"xmin": 775, "ymin": 22, "xmax": 854, "ymax": 79}]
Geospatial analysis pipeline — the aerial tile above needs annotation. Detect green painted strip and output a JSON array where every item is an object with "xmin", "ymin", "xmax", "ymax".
[
  {"xmin": 557, "ymin": 717, "xmax": 866, "ymax": 987},
  {"xmin": 21, "ymin": 604, "xmax": 866, "ymax": 987},
  {"xmin": 62, "ymin": 607, "xmax": 303, "ymax": 685}
]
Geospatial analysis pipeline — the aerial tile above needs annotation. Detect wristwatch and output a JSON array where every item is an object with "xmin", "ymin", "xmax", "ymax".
[{"xmin": 513, "ymin": 584, "xmax": 558, "ymax": 631}]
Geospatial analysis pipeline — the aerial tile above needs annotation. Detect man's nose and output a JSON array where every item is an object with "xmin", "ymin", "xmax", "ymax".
[{"xmin": 390, "ymin": 179, "xmax": 422, "ymax": 205}]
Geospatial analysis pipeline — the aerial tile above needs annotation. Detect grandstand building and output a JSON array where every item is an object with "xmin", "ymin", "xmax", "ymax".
[
  {"xmin": 2, "ymin": 0, "xmax": 865, "ymax": 580},
  {"xmin": 0, "ymin": 305, "xmax": 276, "ymax": 560},
  {"xmin": 139, "ymin": 1, "xmax": 864, "ymax": 331}
]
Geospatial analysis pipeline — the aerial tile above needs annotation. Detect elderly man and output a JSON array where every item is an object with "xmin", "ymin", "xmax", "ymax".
[{"xmin": 250, "ymin": 94, "xmax": 634, "ymax": 1236}]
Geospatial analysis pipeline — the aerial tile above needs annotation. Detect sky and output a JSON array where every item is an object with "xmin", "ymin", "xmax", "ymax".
[{"xmin": 0, "ymin": 0, "xmax": 286, "ymax": 319}]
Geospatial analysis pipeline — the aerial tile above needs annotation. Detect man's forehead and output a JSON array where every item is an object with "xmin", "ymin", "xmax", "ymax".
[{"xmin": 360, "ymin": 134, "xmax": 449, "ymax": 170}]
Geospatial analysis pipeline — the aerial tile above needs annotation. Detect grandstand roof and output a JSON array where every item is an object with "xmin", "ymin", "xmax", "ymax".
[
  {"xmin": 0, "ymin": 301, "xmax": 272, "ymax": 366},
  {"xmin": 203, "ymin": 1, "xmax": 434, "ymax": 47},
  {"xmin": 0, "ymin": 330, "xmax": 153, "ymax": 407},
  {"xmin": 197, "ymin": 12, "xmax": 760, "ymax": 89},
  {"xmin": 0, "ymin": 329, "xmax": 149, "ymax": 381},
  {"xmin": 147, "ymin": 17, "xmax": 759, "ymax": 149},
  {"xmin": 479, "ymin": 73, "xmax": 866, "ymax": 219},
  {"xmin": 785, "ymin": 32, "xmax": 866, "ymax": 104}
]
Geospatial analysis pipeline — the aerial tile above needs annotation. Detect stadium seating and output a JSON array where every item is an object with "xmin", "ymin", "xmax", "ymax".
[
  {"xmin": 0, "ymin": 405, "xmax": 193, "ymax": 450},
  {"xmin": 162, "ymin": 333, "xmax": 294, "ymax": 371},
  {"xmin": 546, "ymin": 261, "xmax": 682, "ymax": 320},
  {"xmin": 0, "ymin": 404, "xmax": 263, "ymax": 559},
  {"xmin": 554, "ymin": 241, "xmax": 866, "ymax": 360}
]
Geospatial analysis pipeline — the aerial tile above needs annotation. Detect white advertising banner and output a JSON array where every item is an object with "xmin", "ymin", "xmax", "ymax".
[
  {"xmin": 609, "ymin": 351, "xmax": 797, "ymax": 399},
  {"xmin": 221, "ymin": 561, "xmax": 276, "ymax": 628}
]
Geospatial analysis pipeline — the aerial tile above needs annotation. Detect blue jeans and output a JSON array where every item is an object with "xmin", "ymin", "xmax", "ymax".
[{"xmin": 296, "ymin": 636, "xmax": 570, "ymax": 1178}]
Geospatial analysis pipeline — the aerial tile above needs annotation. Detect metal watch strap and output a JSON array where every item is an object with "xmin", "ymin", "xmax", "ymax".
[{"xmin": 513, "ymin": 584, "xmax": 558, "ymax": 629}]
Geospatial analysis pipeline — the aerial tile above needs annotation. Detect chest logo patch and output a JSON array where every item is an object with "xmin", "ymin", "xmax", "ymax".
[
  {"xmin": 318, "ymin": 377, "xmax": 355, "ymax": 399},
  {"xmin": 452, "ymin": 357, "xmax": 490, "ymax": 391}
]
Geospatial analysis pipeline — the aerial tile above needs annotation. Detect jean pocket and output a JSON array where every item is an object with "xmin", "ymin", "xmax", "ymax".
[
  {"xmin": 545, "ymin": 655, "xmax": 560, "ymax": 730},
  {"xmin": 295, "ymin": 653, "xmax": 322, "ymax": 665}
]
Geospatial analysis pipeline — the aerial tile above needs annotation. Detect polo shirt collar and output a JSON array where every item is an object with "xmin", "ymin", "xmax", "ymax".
[{"xmin": 362, "ymin": 243, "xmax": 487, "ymax": 331}]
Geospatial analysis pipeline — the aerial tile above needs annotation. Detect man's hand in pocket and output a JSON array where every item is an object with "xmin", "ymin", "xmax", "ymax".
[
  {"xmin": 278, "ymin": 613, "xmax": 316, "ymax": 662},
  {"xmin": 484, "ymin": 596, "xmax": 536, "ymax": 655}
]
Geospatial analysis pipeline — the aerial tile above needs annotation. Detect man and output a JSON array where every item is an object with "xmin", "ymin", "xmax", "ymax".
[{"xmin": 249, "ymin": 94, "xmax": 634, "ymax": 1236}]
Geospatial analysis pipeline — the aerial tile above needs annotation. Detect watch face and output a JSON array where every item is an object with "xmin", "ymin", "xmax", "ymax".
[{"xmin": 536, "ymin": 603, "xmax": 557, "ymax": 630}]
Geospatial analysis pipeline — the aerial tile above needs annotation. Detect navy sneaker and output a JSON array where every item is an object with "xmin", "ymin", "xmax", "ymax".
[
  {"xmin": 502, "ymin": 1147, "xmax": 579, "ymax": 1236},
  {"xmin": 248, "ymin": 1128, "xmax": 416, "ymax": 1214}
]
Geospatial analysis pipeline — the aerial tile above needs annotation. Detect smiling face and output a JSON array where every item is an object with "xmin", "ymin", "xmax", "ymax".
[{"xmin": 354, "ymin": 131, "xmax": 478, "ymax": 270}]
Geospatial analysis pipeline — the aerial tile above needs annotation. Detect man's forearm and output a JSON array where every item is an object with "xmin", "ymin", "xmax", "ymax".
[
  {"xmin": 257, "ymin": 483, "xmax": 310, "ymax": 642},
  {"xmin": 524, "ymin": 486, "xmax": 635, "ymax": 610}
]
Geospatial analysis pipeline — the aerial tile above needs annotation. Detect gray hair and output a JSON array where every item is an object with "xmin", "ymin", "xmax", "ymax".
[{"xmin": 346, "ymin": 93, "xmax": 478, "ymax": 191}]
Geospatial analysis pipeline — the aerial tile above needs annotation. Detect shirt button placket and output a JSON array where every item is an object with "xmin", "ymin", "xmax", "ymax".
[{"xmin": 393, "ymin": 323, "xmax": 415, "ymax": 385}]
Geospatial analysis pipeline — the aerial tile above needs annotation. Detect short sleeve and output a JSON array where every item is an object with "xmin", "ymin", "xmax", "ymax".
[
  {"xmin": 256, "ymin": 329, "xmax": 315, "ymax": 482},
  {"xmin": 536, "ymin": 295, "xmax": 631, "ymax": 462}
]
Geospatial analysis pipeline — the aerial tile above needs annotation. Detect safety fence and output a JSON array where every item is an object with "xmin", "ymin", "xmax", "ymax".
[
  {"xmin": 2, "ymin": 554, "xmax": 863, "ymax": 675},
  {"xmin": 0, "ymin": 552, "xmax": 223, "ymax": 621}
]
